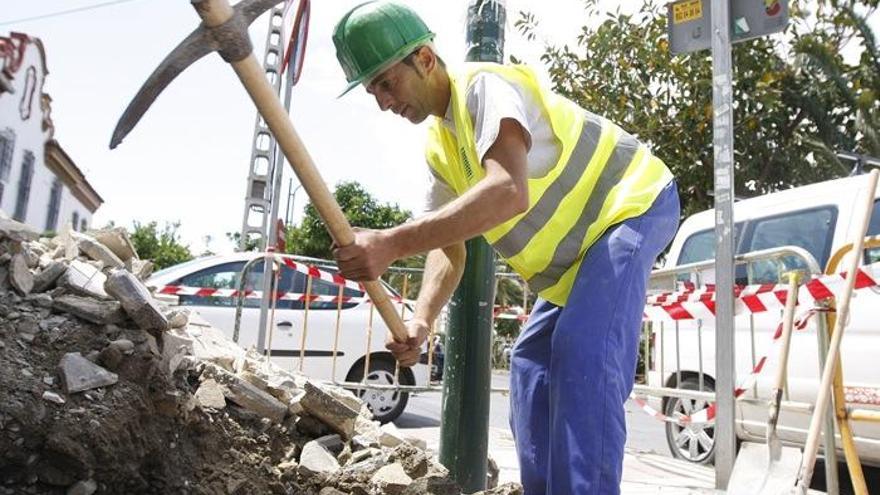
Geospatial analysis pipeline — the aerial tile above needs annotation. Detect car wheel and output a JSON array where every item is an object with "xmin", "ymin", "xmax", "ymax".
[
  {"xmin": 664, "ymin": 377, "xmax": 716, "ymax": 465},
  {"xmin": 346, "ymin": 355, "xmax": 414, "ymax": 424}
]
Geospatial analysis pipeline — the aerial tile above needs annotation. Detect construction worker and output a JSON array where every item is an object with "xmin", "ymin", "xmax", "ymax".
[{"xmin": 331, "ymin": 2, "xmax": 679, "ymax": 494}]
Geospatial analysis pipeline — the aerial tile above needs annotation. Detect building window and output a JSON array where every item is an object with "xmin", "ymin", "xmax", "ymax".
[
  {"xmin": 72, "ymin": 211, "xmax": 79, "ymax": 231},
  {"xmin": 20, "ymin": 67, "xmax": 37, "ymax": 121},
  {"xmin": 0, "ymin": 128, "xmax": 14, "ymax": 183},
  {"xmin": 45, "ymin": 178, "xmax": 62, "ymax": 232},
  {"xmin": 80, "ymin": 218, "xmax": 87, "ymax": 232},
  {"xmin": 13, "ymin": 151, "xmax": 34, "ymax": 222}
]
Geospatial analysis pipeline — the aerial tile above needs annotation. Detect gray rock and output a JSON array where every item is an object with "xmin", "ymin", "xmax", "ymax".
[
  {"xmin": 41, "ymin": 391, "xmax": 65, "ymax": 404},
  {"xmin": 379, "ymin": 422, "xmax": 406, "ymax": 448},
  {"xmin": 22, "ymin": 247, "xmax": 39, "ymax": 268},
  {"xmin": 371, "ymin": 463, "xmax": 412, "ymax": 494},
  {"xmin": 298, "ymin": 439, "xmax": 341, "ymax": 480},
  {"xmin": 389, "ymin": 443, "xmax": 428, "ymax": 479},
  {"xmin": 32, "ymin": 262, "xmax": 66, "ymax": 293},
  {"xmin": 58, "ymin": 352, "xmax": 118, "ymax": 393},
  {"xmin": 104, "ymin": 270, "xmax": 167, "ymax": 331},
  {"xmin": 314, "ymin": 434, "xmax": 344, "ymax": 456},
  {"xmin": 0, "ymin": 217, "xmax": 40, "ymax": 242},
  {"xmin": 109, "ymin": 339, "xmax": 134, "ymax": 353},
  {"xmin": 53, "ymin": 295, "xmax": 126, "ymax": 325},
  {"xmin": 194, "ymin": 378, "xmax": 227, "ymax": 409},
  {"xmin": 301, "ymin": 381, "xmax": 359, "ymax": 439},
  {"xmin": 76, "ymin": 234, "xmax": 124, "ymax": 269},
  {"xmin": 401, "ymin": 474, "xmax": 460, "ymax": 495},
  {"xmin": 473, "ymin": 482, "xmax": 524, "ymax": 495},
  {"xmin": 66, "ymin": 479, "xmax": 97, "ymax": 495},
  {"xmin": 201, "ymin": 364, "xmax": 287, "ymax": 422},
  {"xmin": 318, "ymin": 488, "xmax": 348, "ymax": 495},
  {"xmin": 97, "ymin": 345, "xmax": 124, "ymax": 371},
  {"xmin": 26, "ymin": 292, "xmax": 53, "ymax": 308},
  {"xmin": 61, "ymin": 260, "xmax": 108, "ymax": 299},
  {"xmin": 126, "ymin": 258, "xmax": 154, "ymax": 280},
  {"xmin": 166, "ymin": 308, "xmax": 189, "ymax": 329},
  {"xmin": 9, "ymin": 253, "xmax": 33, "ymax": 295},
  {"xmin": 91, "ymin": 227, "xmax": 138, "ymax": 262}
]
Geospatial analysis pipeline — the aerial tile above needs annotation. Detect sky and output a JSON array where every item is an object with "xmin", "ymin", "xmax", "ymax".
[{"xmin": 0, "ymin": 1, "xmax": 875, "ymax": 255}]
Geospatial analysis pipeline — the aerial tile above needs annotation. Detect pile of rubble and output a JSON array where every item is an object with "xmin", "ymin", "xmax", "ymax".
[{"xmin": 0, "ymin": 219, "xmax": 521, "ymax": 495}]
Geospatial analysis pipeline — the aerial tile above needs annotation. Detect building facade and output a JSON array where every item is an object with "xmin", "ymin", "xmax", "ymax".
[{"xmin": 0, "ymin": 32, "xmax": 102, "ymax": 234}]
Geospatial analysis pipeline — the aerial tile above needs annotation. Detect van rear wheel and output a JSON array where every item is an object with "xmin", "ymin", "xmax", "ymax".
[
  {"xmin": 664, "ymin": 377, "xmax": 716, "ymax": 465},
  {"xmin": 346, "ymin": 355, "xmax": 413, "ymax": 424}
]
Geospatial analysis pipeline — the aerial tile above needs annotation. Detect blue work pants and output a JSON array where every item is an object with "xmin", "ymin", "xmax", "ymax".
[{"xmin": 509, "ymin": 181, "xmax": 680, "ymax": 494}]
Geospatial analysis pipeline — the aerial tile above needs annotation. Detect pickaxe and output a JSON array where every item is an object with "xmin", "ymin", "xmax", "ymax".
[{"xmin": 110, "ymin": 0, "xmax": 409, "ymax": 344}]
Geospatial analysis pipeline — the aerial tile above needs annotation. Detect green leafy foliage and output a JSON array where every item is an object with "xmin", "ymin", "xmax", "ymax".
[
  {"xmin": 129, "ymin": 221, "xmax": 193, "ymax": 270},
  {"xmin": 515, "ymin": 0, "xmax": 879, "ymax": 216},
  {"xmin": 285, "ymin": 181, "xmax": 413, "ymax": 260}
]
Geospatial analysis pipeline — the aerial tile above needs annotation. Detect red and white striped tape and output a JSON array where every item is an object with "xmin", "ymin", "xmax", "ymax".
[
  {"xmin": 630, "ymin": 309, "xmax": 819, "ymax": 426},
  {"xmin": 642, "ymin": 260, "xmax": 880, "ymax": 322},
  {"xmin": 276, "ymin": 257, "xmax": 364, "ymax": 292},
  {"xmin": 157, "ymin": 285, "xmax": 373, "ymax": 304}
]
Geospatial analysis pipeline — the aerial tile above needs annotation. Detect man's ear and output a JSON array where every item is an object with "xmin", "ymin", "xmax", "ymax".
[{"xmin": 415, "ymin": 46, "xmax": 436, "ymax": 74}]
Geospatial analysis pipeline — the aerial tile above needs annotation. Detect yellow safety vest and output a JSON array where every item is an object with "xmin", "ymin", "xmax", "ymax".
[{"xmin": 425, "ymin": 63, "xmax": 673, "ymax": 306}]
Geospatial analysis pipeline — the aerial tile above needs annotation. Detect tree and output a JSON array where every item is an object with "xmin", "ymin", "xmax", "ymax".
[
  {"xmin": 285, "ymin": 181, "xmax": 414, "ymax": 259},
  {"xmin": 515, "ymin": 0, "xmax": 878, "ymax": 216},
  {"xmin": 130, "ymin": 221, "xmax": 193, "ymax": 270}
]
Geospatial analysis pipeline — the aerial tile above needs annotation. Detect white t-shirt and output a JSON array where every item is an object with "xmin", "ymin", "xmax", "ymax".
[{"xmin": 423, "ymin": 71, "xmax": 561, "ymax": 213}]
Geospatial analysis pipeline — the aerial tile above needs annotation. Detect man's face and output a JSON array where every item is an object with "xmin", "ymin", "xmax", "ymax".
[{"xmin": 365, "ymin": 53, "xmax": 432, "ymax": 124}]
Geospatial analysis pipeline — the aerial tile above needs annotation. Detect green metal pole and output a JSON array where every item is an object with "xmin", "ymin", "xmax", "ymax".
[{"xmin": 439, "ymin": 1, "xmax": 505, "ymax": 493}]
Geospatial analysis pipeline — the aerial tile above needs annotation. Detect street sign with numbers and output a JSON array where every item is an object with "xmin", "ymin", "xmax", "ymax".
[{"xmin": 668, "ymin": 0, "xmax": 789, "ymax": 55}]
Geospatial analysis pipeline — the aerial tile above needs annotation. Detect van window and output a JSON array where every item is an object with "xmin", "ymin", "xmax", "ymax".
[
  {"xmin": 677, "ymin": 224, "xmax": 743, "ymax": 266},
  {"xmin": 865, "ymin": 200, "xmax": 880, "ymax": 264},
  {"xmin": 743, "ymin": 207, "xmax": 836, "ymax": 283}
]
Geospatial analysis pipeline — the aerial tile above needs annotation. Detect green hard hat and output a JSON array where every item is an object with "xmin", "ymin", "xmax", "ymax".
[{"xmin": 333, "ymin": 1, "xmax": 435, "ymax": 96}]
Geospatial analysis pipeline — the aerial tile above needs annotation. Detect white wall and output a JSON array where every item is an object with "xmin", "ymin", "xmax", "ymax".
[{"xmin": 0, "ymin": 35, "xmax": 93, "ymax": 233}]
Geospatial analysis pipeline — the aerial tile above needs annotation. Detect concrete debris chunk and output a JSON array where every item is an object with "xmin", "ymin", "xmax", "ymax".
[
  {"xmin": 166, "ymin": 308, "xmax": 189, "ymax": 329},
  {"xmin": 389, "ymin": 442, "xmax": 428, "ymax": 479},
  {"xmin": 379, "ymin": 422, "xmax": 406, "ymax": 448},
  {"xmin": 0, "ymin": 217, "xmax": 40, "ymax": 242},
  {"xmin": 91, "ymin": 227, "xmax": 138, "ymax": 262},
  {"xmin": 401, "ymin": 474, "xmax": 460, "ymax": 495},
  {"xmin": 314, "ymin": 433, "xmax": 344, "ymax": 456},
  {"xmin": 9, "ymin": 253, "xmax": 33, "ymax": 295},
  {"xmin": 75, "ymin": 234, "xmax": 124, "ymax": 269},
  {"xmin": 42, "ymin": 391, "xmax": 66, "ymax": 404},
  {"xmin": 104, "ymin": 269, "xmax": 167, "ymax": 331},
  {"xmin": 58, "ymin": 352, "xmax": 118, "ymax": 393},
  {"xmin": 300, "ymin": 381, "xmax": 359, "ymax": 439},
  {"xmin": 61, "ymin": 260, "xmax": 108, "ymax": 299},
  {"xmin": 53, "ymin": 295, "xmax": 126, "ymax": 325},
  {"xmin": 194, "ymin": 378, "xmax": 227, "ymax": 409},
  {"xmin": 318, "ymin": 488, "xmax": 347, "ymax": 495},
  {"xmin": 370, "ymin": 463, "xmax": 412, "ymax": 494},
  {"xmin": 201, "ymin": 363, "xmax": 287, "ymax": 422},
  {"xmin": 66, "ymin": 479, "xmax": 97, "ymax": 495},
  {"xmin": 126, "ymin": 258, "xmax": 153, "ymax": 280},
  {"xmin": 473, "ymin": 482, "xmax": 524, "ymax": 495},
  {"xmin": 298, "ymin": 438, "xmax": 341, "ymax": 480},
  {"xmin": 32, "ymin": 261, "xmax": 67, "ymax": 293},
  {"xmin": 22, "ymin": 247, "xmax": 39, "ymax": 268}
]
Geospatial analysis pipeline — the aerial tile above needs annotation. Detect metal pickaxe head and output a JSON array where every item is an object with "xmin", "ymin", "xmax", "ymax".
[{"xmin": 109, "ymin": 0, "xmax": 281, "ymax": 149}]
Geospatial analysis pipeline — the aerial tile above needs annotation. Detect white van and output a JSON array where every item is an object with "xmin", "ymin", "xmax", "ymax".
[
  {"xmin": 146, "ymin": 252, "xmax": 430, "ymax": 423},
  {"xmin": 645, "ymin": 174, "xmax": 880, "ymax": 466}
]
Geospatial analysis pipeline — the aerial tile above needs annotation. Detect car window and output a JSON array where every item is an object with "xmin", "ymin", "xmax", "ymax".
[
  {"xmin": 296, "ymin": 266, "xmax": 364, "ymax": 311},
  {"xmin": 175, "ymin": 261, "xmax": 259, "ymax": 307},
  {"xmin": 677, "ymin": 224, "xmax": 743, "ymax": 266},
  {"xmin": 743, "ymin": 206, "xmax": 836, "ymax": 284},
  {"xmin": 865, "ymin": 200, "xmax": 880, "ymax": 264}
]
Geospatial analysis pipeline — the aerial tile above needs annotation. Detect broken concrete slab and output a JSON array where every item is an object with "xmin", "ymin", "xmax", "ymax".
[
  {"xmin": 200, "ymin": 364, "xmax": 287, "ymax": 423},
  {"xmin": 298, "ymin": 438, "xmax": 341, "ymax": 480},
  {"xmin": 61, "ymin": 260, "xmax": 108, "ymax": 299},
  {"xmin": 32, "ymin": 261, "xmax": 66, "ymax": 293},
  {"xmin": 126, "ymin": 258, "xmax": 154, "ymax": 281},
  {"xmin": 300, "ymin": 381, "xmax": 359, "ymax": 439},
  {"xmin": 58, "ymin": 352, "xmax": 118, "ymax": 393},
  {"xmin": 370, "ymin": 463, "xmax": 412, "ymax": 495},
  {"xmin": 401, "ymin": 474, "xmax": 460, "ymax": 495},
  {"xmin": 194, "ymin": 378, "xmax": 226, "ymax": 409},
  {"xmin": 314, "ymin": 434, "xmax": 344, "ymax": 457},
  {"xmin": 90, "ymin": 227, "xmax": 138, "ymax": 263},
  {"xmin": 21, "ymin": 247, "xmax": 39, "ymax": 268},
  {"xmin": 379, "ymin": 422, "xmax": 406, "ymax": 448},
  {"xmin": 104, "ymin": 270, "xmax": 167, "ymax": 331},
  {"xmin": 53, "ymin": 295, "xmax": 126, "ymax": 325},
  {"xmin": 389, "ymin": 443, "xmax": 428, "ymax": 479},
  {"xmin": 9, "ymin": 253, "xmax": 33, "ymax": 295},
  {"xmin": 0, "ymin": 217, "xmax": 40, "ymax": 242},
  {"xmin": 75, "ymin": 235, "xmax": 124, "ymax": 269}
]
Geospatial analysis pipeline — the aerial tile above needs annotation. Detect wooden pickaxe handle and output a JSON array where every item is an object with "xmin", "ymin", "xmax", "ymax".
[{"xmin": 195, "ymin": 0, "xmax": 409, "ymax": 344}]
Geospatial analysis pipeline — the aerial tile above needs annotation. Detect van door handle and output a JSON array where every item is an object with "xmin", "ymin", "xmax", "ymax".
[{"xmin": 277, "ymin": 321, "xmax": 293, "ymax": 327}]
